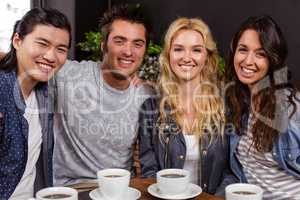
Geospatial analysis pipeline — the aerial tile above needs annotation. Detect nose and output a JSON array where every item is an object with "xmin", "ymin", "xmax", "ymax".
[
  {"xmin": 245, "ymin": 52, "xmax": 254, "ymax": 65},
  {"xmin": 122, "ymin": 42, "xmax": 133, "ymax": 57},
  {"xmin": 43, "ymin": 48, "xmax": 56, "ymax": 63},
  {"xmin": 182, "ymin": 50, "xmax": 192, "ymax": 63}
]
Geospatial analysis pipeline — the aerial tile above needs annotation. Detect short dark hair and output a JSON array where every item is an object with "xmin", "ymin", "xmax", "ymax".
[
  {"xmin": 0, "ymin": 8, "xmax": 72, "ymax": 72},
  {"xmin": 99, "ymin": 4, "xmax": 150, "ymax": 50}
]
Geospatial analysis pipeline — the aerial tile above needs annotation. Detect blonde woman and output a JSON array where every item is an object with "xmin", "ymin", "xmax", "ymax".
[{"xmin": 138, "ymin": 17, "xmax": 236, "ymax": 196}]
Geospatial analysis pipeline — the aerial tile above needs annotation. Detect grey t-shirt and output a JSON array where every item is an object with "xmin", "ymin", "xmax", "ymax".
[{"xmin": 53, "ymin": 60, "xmax": 152, "ymax": 186}]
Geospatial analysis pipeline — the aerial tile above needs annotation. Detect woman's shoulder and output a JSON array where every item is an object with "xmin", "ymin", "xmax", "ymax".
[
  {"xmin": 291, "ymin": 91, "xmax": 300, "ymax": 121},
  {"xmin": 140, "ymin": 96, "xmax": 160, "ymax": 114},
  {"xmin": 282, "ymin": 88, "xmax": 300, "ymax": 122}
]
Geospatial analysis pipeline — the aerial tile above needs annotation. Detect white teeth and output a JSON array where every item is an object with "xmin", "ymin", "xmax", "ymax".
[
  {"xmin": 180, "ymin": 65, "xmax": 194, "ymax": 70},
  {"xmin": 242, "ymin": 67, "xmax": 255, "ymax": 73},
  {"xmin": 120, "ymin": 59, "xmax": 133, "ymax": 64},
  {"xmin": 38, "ymin": 63, "xmax": 52, "ymax": 72}
]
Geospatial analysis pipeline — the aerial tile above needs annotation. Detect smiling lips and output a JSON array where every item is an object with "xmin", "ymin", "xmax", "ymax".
[
  {"xmin": 239, "ymin": 66, "xmax": 257, "ymax": 78},
  {"xmin": 118, "ymin": 58, "xmax": 134, "ymax": 67},
  {"xmin": 179, "ymin": 64, "xmax": 195, "ymax": 71},
  {"xmin": 37, "ymin": 62, "xmax": 54, "ymax": 74}
]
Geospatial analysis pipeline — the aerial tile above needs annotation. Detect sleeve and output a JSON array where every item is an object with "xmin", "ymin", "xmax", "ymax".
[
  {"xmin": 285, "ymin": 97, "xmax": 300, "ymax": 174},
  {"xmin": 0, "ymin": 85, "xmax": 5, "ymax": 137},
  {"xmin": 0, "ymin": 111, "xmax": 3, "ymax": 136},
  {"xmin": 214, "ymin": 134, "xmax": 239, "ymax": 197},
  {"xmin": 214, "ymin": 166, "xmax": 239, "ymax": 197},
  {"xmin": 138, "ymin": 98, "xmax": 159, "ymax": 178}
]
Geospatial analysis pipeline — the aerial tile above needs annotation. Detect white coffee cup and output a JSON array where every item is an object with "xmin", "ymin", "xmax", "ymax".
[
  {"xmin": 156, "ymin": 168, "xmax": 190, "ymax": 196},
  {"xmin": 97, "ymin": 168, "xmax": 130, "ymax": 200},
  {"xmin": 226, "ymin": 183, "xmax": 263, "ymax": 200},
  {"xmin": 35, "ymin": 187, "xmax": 78, "ymax": 200}
]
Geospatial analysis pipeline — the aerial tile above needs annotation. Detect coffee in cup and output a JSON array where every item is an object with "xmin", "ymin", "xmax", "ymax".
[
  {"xmin": 97, "ymin": 168, "xmax": 130, "ymax": 200},
  {"xmin": 35, "ymin": 187, "xmax": 78, "ymax": 200},
  {"xmin": 225, "ymin": 183, "xmax": 263, "ymax": 200},
  {"xmin": 156, "ymin": 169, "xmax": 190, "ymax": 196}
]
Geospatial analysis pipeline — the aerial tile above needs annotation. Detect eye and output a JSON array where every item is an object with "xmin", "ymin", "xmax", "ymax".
[
  {"xmin": 193, "ymin": 48, "xmax": 202, "ymax": 53},
  {"xmin": 134, "ymin": 41, "xmax": 144, "ymax": 48},
  {"xmin": 237, "ymin": 47, "xmax": 247, "ymax": 54},
  {"xmin": 36, "ymin": 41, "xmax": 48, "ymax": 47},
  {"xmin": 256, "ymin": 51, "xmax": 267, "ymax": 58},
  {"xmin": 57, "ymin": 47, "xmax": 68, "ymax": 54},
  {"xmin": 114, "ymin": 39, "xmax": 125, "ymax": 45},
  {"xmin": 173, "ymin": 47, "xmax": 183, "ymax": 52}
]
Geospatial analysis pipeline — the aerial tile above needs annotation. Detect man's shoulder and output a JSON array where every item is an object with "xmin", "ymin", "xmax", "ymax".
[
  {"xmin": 0, "ymin": 71, "xmax": 15, "ymax": 108},
  {"xmin": 57, "ymin": 59, "xmax": 99, "ymax": 76},
  {"xmin": 134, "ymin": 82, "xmax": 156, "ymax": 96},
  {"xmin": 0, "ymin": 70, "xmax": 14, "ymax": 90}
]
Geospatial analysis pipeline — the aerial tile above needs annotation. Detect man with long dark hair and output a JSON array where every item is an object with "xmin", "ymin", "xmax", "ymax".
[{"xmin": 0, "ymin": 8, "xmax": 71, "ymax": 199}]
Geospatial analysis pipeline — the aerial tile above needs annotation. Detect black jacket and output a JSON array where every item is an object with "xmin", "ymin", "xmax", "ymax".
[{"xmin": 138, "ymin": 97, "xmax": 237, "ymax": 196}]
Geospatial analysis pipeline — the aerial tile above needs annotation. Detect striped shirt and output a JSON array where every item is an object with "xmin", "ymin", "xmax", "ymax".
[{"xmin": 237, "ymin": 114, "xmax": 300, "ymax": 200}]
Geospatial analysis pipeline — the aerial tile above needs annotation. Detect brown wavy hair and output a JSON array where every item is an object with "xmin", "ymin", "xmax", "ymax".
[{"xmin": 225, "ymin": 15, "xmax": 299, "ymax": 152}]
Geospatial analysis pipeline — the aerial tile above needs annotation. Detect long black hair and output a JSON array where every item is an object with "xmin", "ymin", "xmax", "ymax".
[
  {"xmin": 0, "ymin": 8, "xmax": 71, "ymax": 72},
  {"xmin": 225, "ymin": 15, "xmax": 299, "ymax": 152}
]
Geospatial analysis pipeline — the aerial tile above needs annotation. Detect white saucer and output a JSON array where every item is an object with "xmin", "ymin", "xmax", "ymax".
[
  {"xmin": 147, "ymin": 183, "xmax": 202, "ymax": 200},
  {"xmin": 89, "ymin": 187, "xmax": 141, "ymax": 200}
]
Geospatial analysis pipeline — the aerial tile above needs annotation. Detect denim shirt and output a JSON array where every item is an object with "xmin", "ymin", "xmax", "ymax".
[
  {"xmin": 0, "ymin": 70, "xmax": 54, "ymax": 199},
  {"xmin": 229, "ymin": 91, "xmax": 300, "ymax": 183},
  {"xmin": 138, "ymin": 97, "xmax": 237, "ymax": 196}
]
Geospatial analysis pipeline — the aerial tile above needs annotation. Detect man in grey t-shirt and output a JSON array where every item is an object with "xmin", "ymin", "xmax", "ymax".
[{"xmin": 52, "ymin": 4, "xmax": 153, "ymax": 185}]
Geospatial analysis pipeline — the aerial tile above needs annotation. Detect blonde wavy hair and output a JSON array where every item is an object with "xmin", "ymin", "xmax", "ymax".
[{"xmin": 159, "ymin": 17, "xmax": 225, "ymax": 140}]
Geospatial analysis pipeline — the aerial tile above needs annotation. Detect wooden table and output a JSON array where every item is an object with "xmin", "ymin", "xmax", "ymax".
[{"xmin": 78, "ymin": 178, "xmax": 224, "ymax": 200}]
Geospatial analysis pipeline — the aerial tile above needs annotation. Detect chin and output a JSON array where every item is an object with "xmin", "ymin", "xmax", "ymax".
[{"xmin": 34, "ymin": 74, "xmax": 52, "ymax": 82}]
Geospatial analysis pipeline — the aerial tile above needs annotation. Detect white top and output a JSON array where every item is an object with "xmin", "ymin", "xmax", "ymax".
[
  {"xmin": 10, "ymin": 91, "xmax": 42, "ymax": 200},
  {"xmin": 183, "ymin": 134, "xmax": 199, "ymax": 184}
]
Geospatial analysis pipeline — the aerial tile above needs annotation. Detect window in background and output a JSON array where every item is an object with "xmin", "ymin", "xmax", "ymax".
[{"xmin": 0, "ymin": 0, "xmax": 30, "ymax": 52}]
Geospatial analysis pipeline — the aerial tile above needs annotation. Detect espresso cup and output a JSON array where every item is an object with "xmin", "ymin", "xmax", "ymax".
[
  {"xmin": 226, "ymin": 183, "xmax": 263, "ymax": 200},
  {"xmin": 97, "ymin": 168, "xmax": 130, "ymax": 200},
  {"xmin": 156, "ymin": 168, "xmax": 190, "ymax": 196},
  {"xmin": 35, "ymin": 187, "xmax": 78, "ymax": 200}
]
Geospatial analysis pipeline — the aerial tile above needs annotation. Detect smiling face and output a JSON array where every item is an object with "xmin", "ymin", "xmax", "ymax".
[
  {"xmin": 13, "ymin": 24, "xmax": 69, "ymax": 84},
  {"xmin": 234, "ymin": 29, "xmax": 269, "ymax": 89},
  {"xmin": 101, "ymin": 19, "xmax": 146, "ymax": 80},
  {"xmin": 169, "ymin": 29, "xmax": 207, "ymax": 83}
]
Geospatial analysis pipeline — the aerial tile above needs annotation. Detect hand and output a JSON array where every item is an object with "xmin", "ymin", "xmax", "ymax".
[
  {"xmin": 131, "ymin": 74, "xmax": 158, "ymax": 91},
  {"xmin": 131, "ymin": 73, "xmax": 144, "ymax": 87}
]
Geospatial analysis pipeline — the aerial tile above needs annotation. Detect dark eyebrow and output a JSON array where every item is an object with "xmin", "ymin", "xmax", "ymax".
[
  {"xmin": 36, "ymin": 37, "xmax": 69, "ymax": 49},
  {"xmin": 35, "ymin": 37, "xmax": 49, "ymax": 43},
  {"xmin": 113, "ymin": 36, "xmax": 145, "ymax": 44},
  {"xmin": 238, "ymin": 44, "xmax": 264, "ymax": 51},
  {"xmin": 237, "ymin": 44, "xmax": 247, "ymax": 48},
  {"xmin": 133, "ymin": 39, "xmax": 145, "ymax": 44},
  {"xmin": 113, "ymin": 36, "xmax": 127, "ymax": 41}
]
